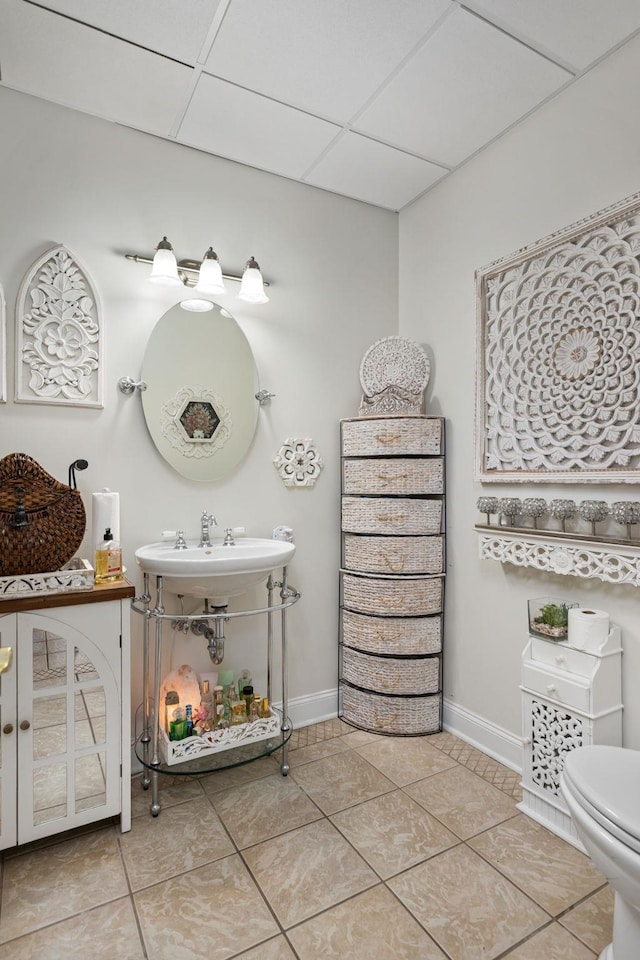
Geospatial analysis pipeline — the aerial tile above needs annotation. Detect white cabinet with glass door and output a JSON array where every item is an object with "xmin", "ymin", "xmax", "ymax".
[{"xmin": 0, "ymin": 582, "xmax": 133, "ymax": 849}]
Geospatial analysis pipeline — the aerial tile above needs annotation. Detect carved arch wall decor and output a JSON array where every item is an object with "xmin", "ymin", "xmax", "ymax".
[
  {"xmin": 0, "ymin": 283, "xmax": 5, "ymax": 402},
  {"xmin": 16, "ymin": 245, "xmax": 103, "ymax": 407},
  {"xmin": 475, "ymin": 191, "xmax": 640, "ymax": 483}
]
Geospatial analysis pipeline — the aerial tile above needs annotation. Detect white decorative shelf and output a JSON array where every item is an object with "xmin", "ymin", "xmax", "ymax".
[{"xmin": 476, "ymin": 524, "xmax": 640, "ymax": 587}]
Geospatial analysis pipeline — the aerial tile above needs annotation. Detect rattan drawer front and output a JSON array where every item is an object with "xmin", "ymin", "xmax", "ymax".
[
  {"xmin": 341, "ymin": 610, "xmax": 442, "ymax": 656},
  {"xmin": 343, "ymin": 534, "xmax": 444, "ymax": 575},
  {"xmin": 340, "ymin": 683, "xmax": 441, "ymax": 735},
  {"xmin": 342, "ymin": 497, "xmax": 442, "ymax": 535},
  {"xmin": 342, "ymin": 647, "xmax": 440, "ymax": 696},
  {"xmin": 341, "ymin": 571, "xmax": 443, "ymax": 617},
  {"xmin": 341, "ymin": 417, "xmax": 443, "ymax": 457},
  {"xmin": 342, "ymin": 458, "xmax": 444, "ymax": 496}
]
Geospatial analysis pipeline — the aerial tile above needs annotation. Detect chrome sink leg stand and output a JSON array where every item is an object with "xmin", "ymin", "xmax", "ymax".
[
  {"xmin": 280, "ymin": 565, "xmax": 290, "ymax": 776},
  {"xmin": 149, "ymin": 575, "xmax": 164, "ymax": 817},
  {"xmin": 140, "ymin": 572, "xmax": 151, "ymax": 789},
  {"xmin": 266, "ymin": 575, "xmax": 274, "ymax": 705}
]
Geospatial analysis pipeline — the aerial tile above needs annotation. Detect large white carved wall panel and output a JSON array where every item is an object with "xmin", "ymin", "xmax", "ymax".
[
  {"xmin": 475, "ymin": 191, "xmax": 640, "ymax": 482},
  {"xmin": 16, "ymin": 245, "xmax": 103, "ymax": 407}
]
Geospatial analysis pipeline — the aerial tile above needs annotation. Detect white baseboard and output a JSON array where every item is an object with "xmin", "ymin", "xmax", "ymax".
[
  {"xmin": 443, "ymin": 697, "xmax": 522, "ymax": 773},
  {"xmin": 273, "ymin": 688, "xmax": 338, "ymax": 728}
]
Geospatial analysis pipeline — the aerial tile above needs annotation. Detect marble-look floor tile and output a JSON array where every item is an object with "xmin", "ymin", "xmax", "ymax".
[
  {"xmin": 135, "ymin": 854, "xmax": 279, "ymax": 960},
  {"xmin": 356, "ymin": 736, "xmax": 459, "ymax": 786},
  {"xmin": 287, "ymin": 737, "xmax": 349, "ymax": 767},
  {"xmin": 290, "ymin": 750, "xmax": 395, "ymax": 815},
  {"xmin": 211, "ymin": 772, "xmax": 322, "ymax": 847},
  {"xmin": 405, "ymin": 764, "xmax": 518, "ymax": 839},
  {"xmin": 199, "ymin": 756, "xmax": 281, "ymax": 794},
  {"xmin": 559, "ymin": 885, "xmax": 614, "ymax": 956},
  {"xmin": 339, "ymin": 730, "xmax": 382, "ymax": 748},
  {"xmin": 242, "ymin": 819, "xmax": 377, "ymax": 927},
  {"xmin": 119, "ymin": 796, "xmax": 234, "ymax": 891},
  {"xmin": 501, "ymin": 922, "xmax": 597, "ymax": 959},
  {"xmin": 288, "ymin": 884, "xmax": 447, "ymax": 959},
  {"xmin": 330, "ymin": 789, "xmax": 458, "ymax": 879},
  {"xmin": 469, "ymin": 814, "xmax": 605, "ymax": 915},
  {"xmin": 130, "ymin": 773, "xmax": 205, "ymax": 818},
  {"xmin": 235, "ymin": 936, "xmax": 297, "ymax": 959},
  {"xmin": 0, "ymin": 897, "xmax": 145, "ymax": 959},
  {"xmin": 389, "ymin": 844, "xmax": 548, "ymax": 960},
  {"xmin": 0, "ymin": 827, "xmax": 128, "ymax": 943}
]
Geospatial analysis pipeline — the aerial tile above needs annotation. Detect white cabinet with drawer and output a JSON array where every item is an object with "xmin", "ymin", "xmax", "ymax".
[
  {"xmin": 339, "ymin": 416, "xmax": 445, "ymax": 735},
  {"xmin": 518, "ymin": 625, "xmax": 623, "ymax": 848}
]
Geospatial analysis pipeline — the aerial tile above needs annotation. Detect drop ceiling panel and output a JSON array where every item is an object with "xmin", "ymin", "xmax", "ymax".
[
  {"xmin": 0, "ymin": 3, "xmax": 194, "ymax": 134},
  {"xmin": 205, "ymin": 0, "xmax": 453, "ymax": 122},
  {"xmin": 179, "ymin": 74, "xmax": 341, "ymax": 179},
  {"xmin": 355, "ymin": 6, "xmax": 572, "ymax": 166},
  {"xmin": 305, "ymin": 133, "xmax": 447, "ymax": 211},
  {"xmin": 30, "ymin": 0, "xmax": 221, "ymax": 64},
  {"xmin": 464, "ymin": 0, "xmax": 640, "ymax": 70}
]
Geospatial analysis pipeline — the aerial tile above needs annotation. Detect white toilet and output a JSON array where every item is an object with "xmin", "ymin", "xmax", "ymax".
[{"xmin": 561, "ymin": 746, "xmax": 640, "ymax": 960}]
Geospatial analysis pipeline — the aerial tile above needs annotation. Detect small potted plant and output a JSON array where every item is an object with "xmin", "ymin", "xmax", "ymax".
[{"xmin": 529, "ymin": 597, "xmax": 577, "ymax": 641}]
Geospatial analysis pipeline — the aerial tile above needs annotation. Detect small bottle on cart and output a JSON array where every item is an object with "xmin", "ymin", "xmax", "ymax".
[
  {"xmin": 213, "ymin": 685, "xmax": 225, "ymax": 728},
  {"xmin": 185, "ymin": 704, "xmax": 194, "ymax": 737}
]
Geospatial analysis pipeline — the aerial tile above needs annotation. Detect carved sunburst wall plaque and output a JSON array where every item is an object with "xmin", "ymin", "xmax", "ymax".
[
  {"xmin": 475, "ymin": 192, "xmax": 640, "ymax": 482},
  {"xmin": 16, "ymin": 245, "xmax": 102, "ymax": 407}
]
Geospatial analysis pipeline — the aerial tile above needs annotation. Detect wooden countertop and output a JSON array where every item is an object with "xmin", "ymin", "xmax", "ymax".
[{"xmin": 0, "ymin": 578, "xmax": 136, "ymax": 614}]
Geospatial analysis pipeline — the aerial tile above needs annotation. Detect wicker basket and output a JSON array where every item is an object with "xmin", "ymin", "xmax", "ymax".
[
  {"xmin": 342, "ymin": 496, "xmax": 442, "ymax": 536},
  {"xmin": 343, "ymin": 533, "xmax": 444, "ymax": 575},
  {"xmin": 341, "ymin": 609, "xmax": 442, "ymax": 656},
  {"xmin": 341, "ymin": 417, "xmax": 443, "ymax": 457},
  {"xmin": 340, "ymin": 682, "xmax": 441, "ymax": 735},
  {"xmin": 341, "ymin": 571, "xmax": 443, "ymax": 617},
  {"xmin": 0, "ymin": 453, "xmax": 86, "ymax": 576},
  {"xmin": 342, "ymin": 457, "xmax": 444, "ymax": 496},
  {"xmin": 341, "ymin": 646, "xmax": 440, "ymax": 696}
]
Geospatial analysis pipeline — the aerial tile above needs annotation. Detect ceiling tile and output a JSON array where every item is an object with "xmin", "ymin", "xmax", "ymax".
[
  {"xmin": 305, "ymin": 132, "xmax": 447, "ymax": 210},
  {"xmin": 205, "ymin": 0, "xmax": 453, "ymax": 121},
  {"xmin": 464, "ymin": 0, "xmax": 640, "ymax": 70},
  {"xmin": 0, "ymin": 2, "xmax": 194, "ymax": 135},
  {"xmin": 30, "ymin": 0, "xmax": 221, "ymax": 64},
  {"xmin": 355, "ymin": 6, "xmax": 572, "ymax": 166},
  {"xmin": 178, "ymin": 74, "xmax": 341, "ymax": 179}
]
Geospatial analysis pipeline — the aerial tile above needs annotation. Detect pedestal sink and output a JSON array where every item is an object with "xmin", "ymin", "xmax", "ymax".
[{"xmin": 135, "ymin": 538, "xmax": 295, "ymax": 604}]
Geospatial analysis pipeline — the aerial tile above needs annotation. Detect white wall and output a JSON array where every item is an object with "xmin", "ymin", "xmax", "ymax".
[
  {"xmin": 0, "ymin": 87, "xmax": 398, "ymax": 727},
  {"xmin": 399, "ymin": 35, "xmax": 640, "ymax": 752}
]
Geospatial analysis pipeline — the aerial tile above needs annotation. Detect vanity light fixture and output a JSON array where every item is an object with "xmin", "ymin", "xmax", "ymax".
[{"xmin": 125, "ymin": 239, "xmax": 270, "ymax": 306}]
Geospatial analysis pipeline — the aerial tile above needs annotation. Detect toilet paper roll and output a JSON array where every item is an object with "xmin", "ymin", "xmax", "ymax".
[
  {"xmin": 568, "ymin": 607, "xmax": 610, "ymax": 652},
  {"xmin": 91, "ymin": 489, "xmax": 120, "ymax": 548}
]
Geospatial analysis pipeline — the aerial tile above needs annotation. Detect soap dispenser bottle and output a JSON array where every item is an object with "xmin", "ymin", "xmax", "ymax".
[{"xmin": 95, "ymin": 527, "xmax": 124, "ymax": 584}]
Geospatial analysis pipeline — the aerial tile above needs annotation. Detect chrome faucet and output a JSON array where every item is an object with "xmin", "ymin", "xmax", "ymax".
[
  {"xmin": 222, "ymin": 528, "xmax": 235, "ymax": 546},
  {"xmin": 199, "ymin": 511, "xmax": 217, "ymax": 547}
]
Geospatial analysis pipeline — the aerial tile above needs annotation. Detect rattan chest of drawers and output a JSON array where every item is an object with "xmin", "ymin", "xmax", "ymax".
[{"xmin": 339, "ymin": 415, "xmax": 445, "ymax": 735}]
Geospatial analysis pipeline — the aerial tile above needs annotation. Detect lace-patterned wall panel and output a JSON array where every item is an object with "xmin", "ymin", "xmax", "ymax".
[
  {"xmin": 16, "ymin": 246, "xmax": 103, "ymax": 407},
  {"xmin": 0, "ymin": 283, "xmax": 5, "ymax": 402},
  {"xmin": 530, "ymin": 700, "xmax": 583, "ymax": 797},
  {"xmin": 475, "ymin": 191, "xmax": 640, "ymax": 482}
]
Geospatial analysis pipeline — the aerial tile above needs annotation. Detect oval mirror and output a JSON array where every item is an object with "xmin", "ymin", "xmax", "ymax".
[{"xmin": 141, "ymin": 302, "xmax": 259, "ymax": 481}]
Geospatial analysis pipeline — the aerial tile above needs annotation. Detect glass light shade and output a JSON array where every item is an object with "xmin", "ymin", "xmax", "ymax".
[
  {"xmin": 180, "ymin": 298, "xmax": 214, "ymax": 313},
  {"xmin": 194, "ymin": 249, "xmax": 226, "ymax": 295},
  {"xmin": 238, "ymin": 258, "xmax": 269, "ymax": 304},
  {"xmin": 149, "ymin": 238, "xmax": 181, "ymax": 285}
]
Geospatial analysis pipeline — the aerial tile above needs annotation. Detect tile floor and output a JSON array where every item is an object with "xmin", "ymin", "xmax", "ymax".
[{"xmin": 0, "ymin": 720, "xmax": 613, "ymax": 959}]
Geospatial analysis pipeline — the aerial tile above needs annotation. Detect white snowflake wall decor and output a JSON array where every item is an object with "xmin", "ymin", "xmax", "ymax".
[
  {"xmin": 475, "ymin": 191, "xmax": 640, "ymax": 482},
  {"xmin": 16, "ymin": 245, "xmax": 102, "ymax": 406},
  {"xmin": 274, "ymin": 438, "xmax": 324, "ymax": 487}
]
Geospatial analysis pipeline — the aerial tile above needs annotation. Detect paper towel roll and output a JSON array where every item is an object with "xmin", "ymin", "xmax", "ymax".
[
  {"xmin": 568, "ymin": 607, "xmax": 609, "ymax": 652},
  {"xmin": 91, "ymin": 489, "xmax": 120, "ymax": 548}
]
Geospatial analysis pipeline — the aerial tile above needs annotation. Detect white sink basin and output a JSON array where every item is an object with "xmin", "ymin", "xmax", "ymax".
[{"xmin": 135, "ymin": 538, "xmax": 295, "ymax": 603}]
